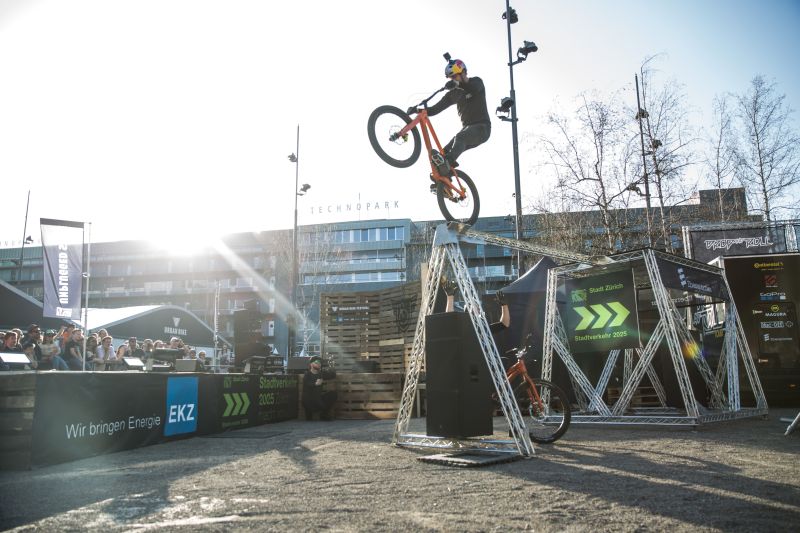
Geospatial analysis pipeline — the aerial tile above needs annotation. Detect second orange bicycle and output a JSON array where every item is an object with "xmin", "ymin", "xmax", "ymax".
[{"xmin": 367, "ymin": 86, "xmax": 480, "ymax": 225}]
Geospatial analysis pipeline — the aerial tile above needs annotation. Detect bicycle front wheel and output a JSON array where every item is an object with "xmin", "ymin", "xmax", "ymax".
[
  {"xmin": 514, "ymin": 378, "xmax": 571, "ymax": 444},
  {"xmin": 367, "ymin": 105, "xmax": 421, "ymax": 168},
  {"xmin": 436, "ymin": 169, "xmax": 480, "ymax": 226}
]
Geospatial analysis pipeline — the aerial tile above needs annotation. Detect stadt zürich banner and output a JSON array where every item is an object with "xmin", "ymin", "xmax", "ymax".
[
  {"xmin": 689, "ymin": 226, "xmax": 788, "ymax": 263},
  {"xmin": 562, "ymin": 269, "xmax": 640, "ymax": 354},
  {"xmin": 40, "ymin": 218, "xmax": 85, "ymax": 320}
]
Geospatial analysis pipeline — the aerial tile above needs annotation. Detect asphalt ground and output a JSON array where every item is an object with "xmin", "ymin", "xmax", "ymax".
[{"xmin": 1, "ymin": 408, "xmax": 799, "ymax": 532}]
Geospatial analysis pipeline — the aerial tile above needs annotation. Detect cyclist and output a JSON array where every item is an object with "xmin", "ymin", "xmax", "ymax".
[{"xmin": 408, "ymin": 58, "xmax": 491, "ymax": 187}]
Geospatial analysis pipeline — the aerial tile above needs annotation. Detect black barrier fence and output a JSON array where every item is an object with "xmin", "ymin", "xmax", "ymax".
[{"xmin": 29, "ymin": 372, "xmax": 298, "ymax": 467}]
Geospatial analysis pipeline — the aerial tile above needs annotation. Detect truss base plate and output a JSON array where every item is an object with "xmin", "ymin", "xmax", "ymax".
[{"xmin": 418, "ymin": 451, "xmax": 523, "ymax": 468}]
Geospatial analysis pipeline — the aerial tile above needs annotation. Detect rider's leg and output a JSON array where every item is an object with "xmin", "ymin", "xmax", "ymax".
[{"xmin": 444, "ymin": 123, "xmax": 491, "ymax": 166}]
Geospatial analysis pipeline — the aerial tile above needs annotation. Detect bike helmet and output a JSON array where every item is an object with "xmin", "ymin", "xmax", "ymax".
[{"xmin": 444, "ymin": 59, "xmax": 466, "ymax": 78}]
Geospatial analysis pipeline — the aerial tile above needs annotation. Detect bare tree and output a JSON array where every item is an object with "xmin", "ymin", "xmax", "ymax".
[
  {"xmin": 635, "ymin": 57, "xmax": 698, "ymax": 251},
  {"xmin": 274, "ymin": 223, "xmax": 348, "ymax": 356},
  {"xmin": 540, "ymin": 92, "xmax": 638, "ymax": 253},
  {"xmin": 735, "ymin": 75, "xmax": 800, "ymax": 221},
  {"xmin": 703, "ymin": 94, "xmax": 740, "ymax": 222}
]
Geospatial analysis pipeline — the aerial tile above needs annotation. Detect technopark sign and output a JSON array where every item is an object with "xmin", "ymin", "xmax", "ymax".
[{"xmin": 307, "ymin": 198, "xmax": 401, "ymax": 218}]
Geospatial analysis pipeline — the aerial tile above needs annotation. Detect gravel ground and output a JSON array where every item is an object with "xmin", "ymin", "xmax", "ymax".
[{"xmin": 1, "ymin": 408, "xmax": 798, "ymax": 532}]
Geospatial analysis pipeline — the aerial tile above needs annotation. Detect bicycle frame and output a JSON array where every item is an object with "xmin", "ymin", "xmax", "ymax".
[
  {"xmin": 394, "ymin": 110, "xmax": 467, "ymax": 200},
  {"xmin": 505, "ymin": 357, "xmax": 545, "ymax": 407}
]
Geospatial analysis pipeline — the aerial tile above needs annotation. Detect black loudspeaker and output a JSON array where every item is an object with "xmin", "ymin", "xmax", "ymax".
[
  {"xmin": 234, "ymin": 308, "xmax": 265, "ymax": 365},
  {"xmin": 425, "ymin": 312, "xmax": 493, "ymax": 438}
]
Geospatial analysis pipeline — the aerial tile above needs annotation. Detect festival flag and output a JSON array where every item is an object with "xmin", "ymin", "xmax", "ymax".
[{"xmin": 40, "ymin": 218, "xmax": 85, "ymax": 320}]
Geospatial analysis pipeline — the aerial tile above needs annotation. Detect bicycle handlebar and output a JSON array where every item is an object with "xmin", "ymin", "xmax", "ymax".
[{"xmin": 415, "ymin": 83, "xmax": 455, "ymax": 109}]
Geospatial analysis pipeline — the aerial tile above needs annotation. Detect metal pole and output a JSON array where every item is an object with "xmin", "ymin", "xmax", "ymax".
[
  {"xmin": 81, "ymin": 223, "xmax": 91, "ymax": 371},
  {"xmin": 289, "ymin": 124, "xmax": 300, "ymax": 358},
  {"xmin": 635, "ymin": 74, "xmax": 654, "ymax": 247},
  {"xmin": 505, "ymin": 0, "xmax": 523, "ymax": 277},
  {"xmin": 18, "ymin": 190, "xmax": 30, "ymax": 285}
]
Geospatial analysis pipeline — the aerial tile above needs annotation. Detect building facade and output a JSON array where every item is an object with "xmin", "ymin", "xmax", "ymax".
[{"xmin": 0, "ymin": 188, "xmax": 754, "ymax": 357}]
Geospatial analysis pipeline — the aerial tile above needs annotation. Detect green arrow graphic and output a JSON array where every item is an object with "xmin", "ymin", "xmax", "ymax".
[
  {"xmin": 240, "ymin": 393, "xmax": 250, "ymax": 415},
  {"xmin": 574, "ymin": 306, "xmax": 596, "ymax": 330},
  {"xmin": 608, "ymin": 301, "xmax": 630, "ymax": 327},
  {"xmin": 591, "ymin": 304, "xmax": 613, "ymax": 328},
  {"xmin": 223, "ymin": 393, "xmax": 234, "ymax": 417},
  {"xmin": 232, "ymin": 393, "xmax": 243, "ymax": 416}
]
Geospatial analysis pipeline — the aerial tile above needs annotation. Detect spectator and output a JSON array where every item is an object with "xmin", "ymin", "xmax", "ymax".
[
  {"xmin": 197, "ymin": 350, "xmax": 207, "ymax": 365},
  {"xmin": 39, "ymin": 329, "xmax": 69, "ymax": 370},
  {"xmin": 116, "ymin": 344, "xmax": 129, "ymax": 360},
  {"xmin": 186, "ymin": 348, "xmax": 197, "ymax": 359},
  {"xmin": 21, "ymin": 342, "xmax": 38, "ymax": 370},
  {"xmin": 96, "ymin": 336, "xmax": 116, "ymax": 362},
  {"xmin": 128, "ymin": 337, "xmax": 145, "ymax": 358},
  {"xmin": 96, "ymin": 329, "xmax": 108, "ymax": 342},
  {"xmin": 63, "ymin": 328, "xmax": 89, "ymax": 370},
  {"xmin": 86, "ymin": 334, "xmax": 99, "ymax": 362},
  {"xmin": 153, "ymin": 339, "xmax": 166, "ymax": 351},
  {"xmin": 302, "ymin": 356, "xmax": 337, "ymax": 421},
  {"xmin": 58, "ymin": 324, "xmax": 76, "ymax": 351},
  {"xmin": 142, "ymin": 339, "xmax": 154, "ymax": 358},
  {"xmin": 3, "ymin": 331, "xmax": 23, "ymax": 353},
  {"xmin": 21, "ymin": 324, "xmax": 43, "ymax": 363}
]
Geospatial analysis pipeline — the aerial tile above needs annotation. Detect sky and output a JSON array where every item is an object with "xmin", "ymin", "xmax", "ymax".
[{"xmin": 1, "ymin": 0, "xmax": 798, "ymax": 250}]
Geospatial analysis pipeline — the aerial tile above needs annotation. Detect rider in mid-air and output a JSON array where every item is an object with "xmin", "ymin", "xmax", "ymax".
[{"xmin": 407, "ymin": 57, "xmax": 491, "ymax": 188}]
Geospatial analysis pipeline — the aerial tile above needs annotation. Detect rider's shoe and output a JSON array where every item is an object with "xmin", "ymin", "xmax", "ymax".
[{"xmin": 430, "ymin": 149, "xmax": 451, "ymax": 176}]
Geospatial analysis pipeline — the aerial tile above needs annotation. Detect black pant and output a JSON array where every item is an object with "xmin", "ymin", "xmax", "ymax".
[
  {"xmin": 444, "ymin": 123, "xmax": 491, "ymax": 165},
  {"xmin": 303, "ymin": 391, "xmax": 338, "ymax": 420}
]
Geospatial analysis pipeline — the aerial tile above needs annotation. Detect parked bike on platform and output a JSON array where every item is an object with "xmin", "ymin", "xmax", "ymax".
[
  {"xmin": 498, "ymin": 335, "xmax": 571, "ymax": 443},
  {"xmin": 367, "ymin": 86, "xmax": 480, "ymax": 226}
]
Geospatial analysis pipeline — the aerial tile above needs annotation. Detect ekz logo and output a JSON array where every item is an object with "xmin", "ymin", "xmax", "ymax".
[{"xmin": 164, "ymin": 376, "xmax": 198, "ymax": 436}]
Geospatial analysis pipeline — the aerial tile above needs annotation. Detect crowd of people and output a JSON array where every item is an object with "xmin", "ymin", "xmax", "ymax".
[{"xmin": 0, "ymin": 323, "xmax": 209, "ymax": 371}]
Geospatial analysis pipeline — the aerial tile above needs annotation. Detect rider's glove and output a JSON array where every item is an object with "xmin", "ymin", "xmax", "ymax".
[
  {"xmin": 496, "ymin": 290, "xmax": 506, "ymax": 305},
  {"xmin": 406, "ymin": 106, "xmax": 418, "ymax": 115}
]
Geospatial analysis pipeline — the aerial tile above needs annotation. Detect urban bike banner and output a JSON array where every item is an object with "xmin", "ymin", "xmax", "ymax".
[
  {"xmin": 40, "ymin": 218, "xmax": 85, "ymax": 320},
  {"xmin": 562, "ymin": 269, "xmax": 640, "ymax": 354},
  {"xmin": 688, "ymin": 226, "xmax": 788, "ymax": 263}
]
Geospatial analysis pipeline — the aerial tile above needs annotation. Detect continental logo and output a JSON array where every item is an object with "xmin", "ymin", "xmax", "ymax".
[{"xmin": 754, "ymin": 261, "xmax": 784, "ymax": 269}]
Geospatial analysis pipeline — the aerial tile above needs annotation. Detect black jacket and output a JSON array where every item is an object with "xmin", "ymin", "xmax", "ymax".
[
  {"xmin": 427, "ymin": 76, "xmax": 490, "ymax": 127},
  {"xmin": 302, "ymin": 368, "xmax": 337, "ymax": 405}
]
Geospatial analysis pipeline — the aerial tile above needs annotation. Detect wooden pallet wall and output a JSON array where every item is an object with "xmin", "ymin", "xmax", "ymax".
[
  {"xmin": 321, "ymin": 282, "xmax": 421, "ymax": 373},
  {"xmin": 0, "ymin": 373, "xmax": 36, "ymax": 470}
]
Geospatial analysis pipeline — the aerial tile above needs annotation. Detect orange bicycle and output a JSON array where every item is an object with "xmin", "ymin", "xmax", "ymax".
[
  {"xmin": 367, "ymin": 86, "xmax": 480, "ymax": 225},
  {"xmin": 500, "ymin": 336, "xmax": 571, "ymax": 443}
]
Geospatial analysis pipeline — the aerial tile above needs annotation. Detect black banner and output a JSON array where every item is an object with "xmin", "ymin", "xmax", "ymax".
[
  {"xmin": 562, "ymin": 269, "xmax": 640, "ymax": 354},
  {"xmin": 199, "ymin": 374, "xmax": 298, "ymax": 433},
  {"xmin": 723, "ymin": 255, "xmax": 800, "ymax": 370},
  {"xmin": 31, "ymin": 373, "xmax": 167, "ymax": 465},
  {"xmin": 40, "ymin": 218, "xmax": 85, "ymax": 320},
  {"xmin": 655, "ymin": 257, "xmax": 728, "ymax": 301},
  {"xmin": 689, "ymin": 226, "xmax": 787, "ymax": 263}
]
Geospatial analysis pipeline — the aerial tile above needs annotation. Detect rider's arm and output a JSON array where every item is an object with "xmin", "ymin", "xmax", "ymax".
[{"xmin": 427, "ymin": 89, "xmax": 461, "ymax": 117}]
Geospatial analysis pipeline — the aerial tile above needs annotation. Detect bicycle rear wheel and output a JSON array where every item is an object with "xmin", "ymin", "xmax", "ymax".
[
  {"xmin": 514, "ymin": 378, "xmax": 571, "ymax": 444},
  {"xmin": 367, "ymin": 105, "xmax": 421, "ymax": 168},
  {"xmin": 436, "ymin": 169, "xmax": 480, "ymax": 226}
]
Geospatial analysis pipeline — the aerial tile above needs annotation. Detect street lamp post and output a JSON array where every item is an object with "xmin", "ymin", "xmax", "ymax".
[
  {"xmin": 498, "ymin": 2, "xmax": 537, "ymax": 277},
  {"xmin": 287, "ymin": 125, "xmax": 311, "ymax": 358},
  {"xmin": 18, "ymin": 190, "xmax": 32, "ymax": 285}
]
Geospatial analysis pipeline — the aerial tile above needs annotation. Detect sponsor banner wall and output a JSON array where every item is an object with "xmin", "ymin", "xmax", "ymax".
[
  {"xmin": 689, "ymin": 227, "xmax": 787, "ymax": 263},
  {"xmin": 723, "ymin": 254, "xmax": 800, "ymax": 371},
  {"xmin": 562, "ymin": 269, "xmax": 640, "ymax": 354},
  {"xmin": 31, "ymin": 373, "xmax": 167, "ymax": 465},
  {"xmin": 40, "ymin": 218, "xmax": 84, "ymax": 320}
]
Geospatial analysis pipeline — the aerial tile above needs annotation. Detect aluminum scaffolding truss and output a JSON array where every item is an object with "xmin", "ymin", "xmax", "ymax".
[
  {"xmin": 393, "ymin": 222, "xmax": 613, "ymax": 455},
  {"xmin": 542, "ymin": 248, "xmax": 768, "ymax": 426},
  {"xmin": 393, "ymin": 224, "xmax": 535, "ymax": 456}
]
